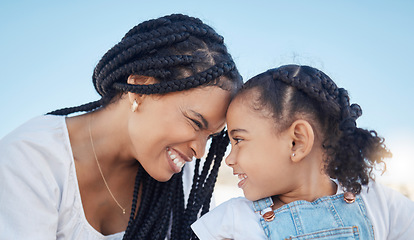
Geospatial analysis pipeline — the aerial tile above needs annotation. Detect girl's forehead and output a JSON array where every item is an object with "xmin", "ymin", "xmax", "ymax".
[{"xmin": 228, "ymin": 89, "xmax": 272, "ymax": 117}]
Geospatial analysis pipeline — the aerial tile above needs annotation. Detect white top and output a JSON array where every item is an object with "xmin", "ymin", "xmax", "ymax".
[
  {"xmin": 0, "ymin": 115, "xmax": 194, "ymax": 240},
  {"xmin": 192, "ymin": 181, "xmax": 414, "ymax": 240}
]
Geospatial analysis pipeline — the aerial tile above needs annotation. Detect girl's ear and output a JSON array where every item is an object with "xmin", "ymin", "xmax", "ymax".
[
  {"xmin": 288, "ymin": 120, "xmax": 314, "ymax": 162},
  {"xmin": 126, "ymin": 75, "xmax": 158, "ymax": 109}
]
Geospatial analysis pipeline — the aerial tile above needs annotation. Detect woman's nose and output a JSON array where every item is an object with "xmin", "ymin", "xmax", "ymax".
[{"xmin": 189, "ymin": 135, "xmax": 208, "ymax": 159}]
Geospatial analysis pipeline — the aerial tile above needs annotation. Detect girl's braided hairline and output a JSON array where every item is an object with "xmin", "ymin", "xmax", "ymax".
[{"xmin": 48, "ymin": 13, "xmax": 242, "ymax": 240}]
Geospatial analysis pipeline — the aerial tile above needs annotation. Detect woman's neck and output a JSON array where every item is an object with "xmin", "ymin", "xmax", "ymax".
[{"xmin": 67, "ymin": 99, "xmax": 135, "ymax": 170}]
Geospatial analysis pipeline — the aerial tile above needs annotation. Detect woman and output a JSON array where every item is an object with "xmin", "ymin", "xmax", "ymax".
[{"xmin": 0, "ymin": 14, "xmax": 242, "ymax": 239}]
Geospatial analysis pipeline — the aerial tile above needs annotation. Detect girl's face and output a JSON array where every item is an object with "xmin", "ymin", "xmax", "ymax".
[
  {"xmin": 225, "ymin": 94, "xmax": 296, "ymax": 201},
  {"xmin": 128, "ymin": 86, "xmax": 231, "ymax": 182}
]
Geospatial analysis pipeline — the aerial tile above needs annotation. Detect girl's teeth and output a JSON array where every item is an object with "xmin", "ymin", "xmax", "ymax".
[
  {"xmin": 170, "ymin": 154, "xmax": 177, "ymax": 159},
  {"xmin": 238, "ymin": 174, "xmax": 247, "ymax": 180},
  {"xmin": 173, "ymin": 159, "xmax": 179, "ymax": 164}
]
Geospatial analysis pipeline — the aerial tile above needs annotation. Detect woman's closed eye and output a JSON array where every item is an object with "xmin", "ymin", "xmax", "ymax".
[
  {"xmin": 189, "ymin": 118, "xmax": 217, "ymax": 140},
  {"xmin": 190, "ymin": 118, "xmax": 203, "ymax": 130},
  {"xmin": 207, "ymin": 132, "xmax": 221, "ymax": 140}
]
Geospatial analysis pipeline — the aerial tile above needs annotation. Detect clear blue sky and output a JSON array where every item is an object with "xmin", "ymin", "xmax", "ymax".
[{"xmin": 1, "ymin": 0, "xmax": 413, "ymax": 184}]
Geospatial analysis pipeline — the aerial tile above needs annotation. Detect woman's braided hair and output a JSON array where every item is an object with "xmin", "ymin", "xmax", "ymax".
[
  {"xmin": 48, "ymin": 14, "xmax": 242, "ymax": 239},
  {"xmin": 238, "ymin": 64, "xmax": 391, "ymax": 194}
]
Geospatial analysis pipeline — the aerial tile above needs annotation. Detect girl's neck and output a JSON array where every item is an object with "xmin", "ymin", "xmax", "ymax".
[{"xmin": 272, "ymin": 171, "xmax": 337, "ymax": 209}]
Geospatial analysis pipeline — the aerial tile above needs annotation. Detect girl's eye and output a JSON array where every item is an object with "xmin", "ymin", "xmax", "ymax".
[{"xmin": 233, "ymin": 138, "xmax": 243, "ymax": 145}]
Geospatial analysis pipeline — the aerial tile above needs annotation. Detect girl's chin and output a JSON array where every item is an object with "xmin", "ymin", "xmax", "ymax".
[{"xmin": 243, "ymin": 190, "xmax": 266, "ymax": 202}]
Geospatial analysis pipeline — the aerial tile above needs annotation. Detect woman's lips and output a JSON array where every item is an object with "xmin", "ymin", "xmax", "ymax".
[{"xmin": 166, "ymin": 147, "xmax": 190, "ymax": 173}]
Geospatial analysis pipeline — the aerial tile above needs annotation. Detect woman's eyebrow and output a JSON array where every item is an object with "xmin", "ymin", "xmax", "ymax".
[{"xmin": 190, "ymin": 110, "xmax": 209, "ymax": 129}]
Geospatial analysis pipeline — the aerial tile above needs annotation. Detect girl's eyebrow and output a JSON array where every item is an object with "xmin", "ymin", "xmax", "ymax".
[
  {"xmin": 190, "ymin": 110, "xmax": 209, "ymax": 129},
  {"xmin": 229, "ymin": 129, "xmax": 248, "ymax": 136}
]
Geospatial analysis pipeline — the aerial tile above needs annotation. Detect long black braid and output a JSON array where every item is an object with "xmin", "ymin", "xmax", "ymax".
[
  {"xmin": 48, "ymin": 14, "xmax": 242, "ymax": 240},
  {"xmin": 238, "ymin": 64, "xmax": 391, "ymax": 194}
]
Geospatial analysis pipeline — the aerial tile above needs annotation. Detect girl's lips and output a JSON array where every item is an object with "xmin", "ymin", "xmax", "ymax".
[{"xmin": 236, "ymin": 173, "xmax": 248, "ymax": 189}]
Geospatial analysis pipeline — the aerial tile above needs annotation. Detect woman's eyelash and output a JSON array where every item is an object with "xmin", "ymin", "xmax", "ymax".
[
  {"xmin": 207, "ymin": 132, "xmax": 220, "ymax": 140},
  {"xmin": 191, "ymin": 119, "xmax": 202, "ymax": 129}
]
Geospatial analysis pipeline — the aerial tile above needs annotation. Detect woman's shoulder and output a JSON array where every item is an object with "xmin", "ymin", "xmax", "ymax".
[
  {"xmin": 0, "ymin": 114, "xmax": 72, "ymax": 178},
  {"xmin": 1, "ymin": 115, "xmax": 66, "ymax": 142}
]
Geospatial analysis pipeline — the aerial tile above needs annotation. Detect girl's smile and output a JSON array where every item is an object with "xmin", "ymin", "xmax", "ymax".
[{"xmin": 236, "ymin": 173, "xmax": 248, "ymax": 189}]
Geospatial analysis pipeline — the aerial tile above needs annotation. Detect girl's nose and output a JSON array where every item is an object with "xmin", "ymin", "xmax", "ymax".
[{"xmin": 225, "ymin": 149, "xmax": 236, "ymax": 166}]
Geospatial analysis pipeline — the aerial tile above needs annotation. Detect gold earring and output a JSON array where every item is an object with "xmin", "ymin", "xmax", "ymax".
[{"xmin": 131, "ymin": 100, "xmax": 139, "ymax": 112}]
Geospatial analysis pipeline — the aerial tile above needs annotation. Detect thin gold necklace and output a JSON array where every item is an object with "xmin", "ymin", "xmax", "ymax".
[{"xmin": 88, "ymin": 117, "xmax": 126, "ymax": 214}]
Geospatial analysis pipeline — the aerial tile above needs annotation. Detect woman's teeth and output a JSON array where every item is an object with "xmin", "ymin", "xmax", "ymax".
[{"xmin": 168, "ymin": 150, "xmax": 185, "ymax": 168}]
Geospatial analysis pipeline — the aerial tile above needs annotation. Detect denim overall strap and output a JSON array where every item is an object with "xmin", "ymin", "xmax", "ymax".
[
  {"xmin": 253, "ymin": 194, "xmax": 375, "ymax": 240},
  {"xmin": 253, "ymin": 197, "xmax": 275, "ymax": 237},
  {"xmin": 253, "ymin": 197, "xmax": 274, "ymax": 212}
]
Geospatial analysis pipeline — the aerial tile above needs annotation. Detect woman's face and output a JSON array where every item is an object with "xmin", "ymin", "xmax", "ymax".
[
  {"xmin": 128, "ymin": 86, "xmax": 232, "ymax": 182},
  {"xmin": 225, "ymin": 95, "xmax": 295, "ymax": 201}
]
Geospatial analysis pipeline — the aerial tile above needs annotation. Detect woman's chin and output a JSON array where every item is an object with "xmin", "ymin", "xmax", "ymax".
[{"xmin": 148, "ymin": 170, "xmax": 174, "ymax": 182}]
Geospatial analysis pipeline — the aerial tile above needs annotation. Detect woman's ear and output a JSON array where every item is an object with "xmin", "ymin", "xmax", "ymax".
[
  {"xmin": 288, "ymin": 120, "xmax": 314, "ymax": 162},
  {"xmin": 126, "ymin": 75, "xmax": 158, "ymax": 112}
]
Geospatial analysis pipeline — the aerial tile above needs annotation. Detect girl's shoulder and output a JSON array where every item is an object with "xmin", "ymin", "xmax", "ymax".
[
  {"xmin": 360, "ymin": 180, "xmax": 413, "ymax": 206},
  {"xmin": 360, "ymin": 181, "xmax": 414, "ymax": 239},
  {"xmin": 218, "ymin": 196, "xmax": 253, "ymax": 209},
  {"xmin": 192, "ymin": 196, "xmax": 266, "ymax": 240}
]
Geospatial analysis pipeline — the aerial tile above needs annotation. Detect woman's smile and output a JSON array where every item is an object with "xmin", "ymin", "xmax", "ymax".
[{"xmin": 166, "ymin": 147, "xmax": 191, "ymax": 173}]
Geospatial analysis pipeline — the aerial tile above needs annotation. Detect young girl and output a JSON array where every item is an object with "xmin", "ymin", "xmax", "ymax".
[{"xmin": 191, "ymin": 65, "xmax": 414, "ymax": 239}]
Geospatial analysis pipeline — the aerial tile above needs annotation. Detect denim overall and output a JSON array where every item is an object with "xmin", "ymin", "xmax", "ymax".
[{"xmin": 253, "ymin": 194, "xmax": 374, "ymax": 239}]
